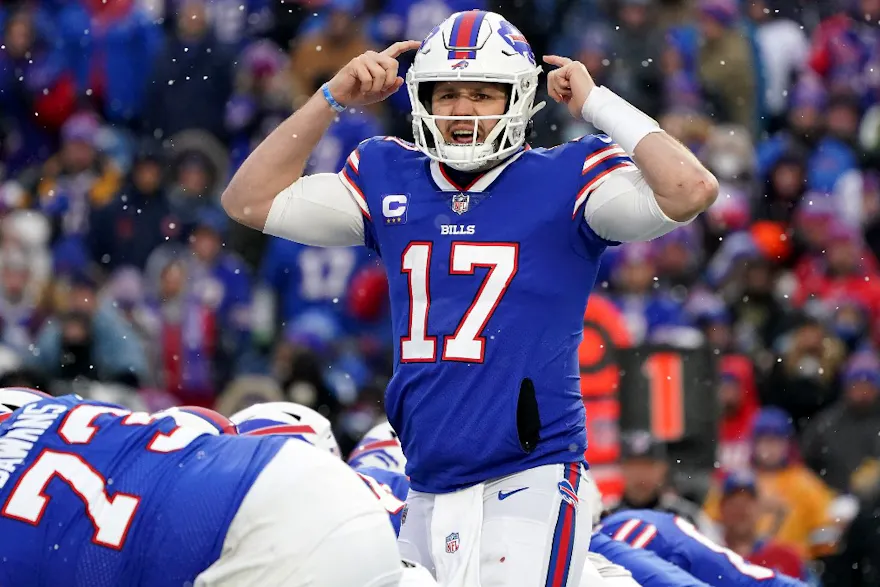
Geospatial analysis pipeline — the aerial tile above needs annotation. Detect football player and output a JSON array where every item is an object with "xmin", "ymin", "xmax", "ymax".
[
  {"xmin": 221, "ymin": 9, "xmax": 718, "ymax": 586},
  {"xmin": 597, "ymin": 509, "xmax": 809, "ymax": 586},
  {"xmin": 236, "ymin": 405, "xmax": 438, "ymax": 586},
  {"xmin": 0, "ymin": 390, "xmax": 401, "ymax": 587}
]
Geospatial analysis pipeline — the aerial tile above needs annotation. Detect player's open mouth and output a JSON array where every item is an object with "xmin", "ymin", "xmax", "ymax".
[{"xmin": 451, "ymin": 129, "xmax": 480, "ymax": 144}]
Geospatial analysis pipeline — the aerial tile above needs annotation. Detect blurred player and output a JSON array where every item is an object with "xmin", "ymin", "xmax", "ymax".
[
  {"xmin": 0, "ymin": 391, "xmax": 401, "ymax": 587},
  {"xmin": 581, "ymin": 470, "xmax": 710, "ymax": 587},
  {"xmin": 597, "ymin": 509, "xmax": 808, "ymax": 586},
  {"xmin": 222, "ymin": 8, "xmax": 718, "ymax": 585},
  {"xmin": 588, "ymin": 534, "xmax": 711, "ymax": 587},
  {"xmin": 236, "ymin": 405, "xmax": 437, "ymax": 586}
]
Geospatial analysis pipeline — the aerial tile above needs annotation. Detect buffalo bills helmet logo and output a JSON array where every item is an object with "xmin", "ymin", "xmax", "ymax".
[
  {"xmin": 497, "ymin": 20, "xmax": 535, "ymax": 65},
  {"xmin": 451, "ymin": 60, "xmax": 469, "ymax": 70}
]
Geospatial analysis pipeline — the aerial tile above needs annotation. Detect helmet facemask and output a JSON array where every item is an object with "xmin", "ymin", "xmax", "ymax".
[{"xmin": 408, "ymin": 71, "xmax": 544, "ymax": 172}]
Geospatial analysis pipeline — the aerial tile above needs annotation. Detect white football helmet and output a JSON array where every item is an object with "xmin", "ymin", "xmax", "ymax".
[
  {"xmin": 230, "ymin": 401, "xmax": 341, "ymax": 457},
  {"xmin": 348, "ymin": 420, "xmax": 407, "ymax": 475},
  {"xmin": 407, "ymin": 11, "xmax": 544, "ymax": 172},
  {"xmin": 0, "ymin": 387, "xmax": 52, "ymax": 423}
]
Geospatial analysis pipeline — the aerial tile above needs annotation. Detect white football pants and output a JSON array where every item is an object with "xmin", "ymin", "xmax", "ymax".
[
  {"xmin": 398, "ymin": 462, "xmax": 600, "ymax": 587},
  {"xmin": 194, "ymin": 439, "xmax": 402, "ymax": 587}
]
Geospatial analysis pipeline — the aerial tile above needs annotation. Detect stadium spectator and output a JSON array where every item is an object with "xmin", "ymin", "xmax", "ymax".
[
  {"xmin": 29, "ymin": 271, "xmax": 149, "ymax": 386},
  {"xmin": 802, "ymin": 351, "xmax": 880, "ymax": 493},
  {"xmin": 143, "ymin": 0, "xmax": 235, "ymax": 140},
  {"xmin": 88, "ymin": 138, "xmax": 179, "ymax": 272},
  {"xmin": 609, "ymin": 430, "xmax": 708, "ymax": 529},
  {"xmin": 288, "ymin": 0, "xmax": 375, "ymax": 109},
  {"xmin": 605, "ymin": 0, "xmax": 665, "ymax": 119},
  {"xmin": 717, "ymin": 471, "xmax": 810, "ymax": 582},
  {"xmin": 697, "ymin": 0, "xmax": 758, "ymax": 134},
  {"xmin": 716, "ymin": 356, "xmax": 760, "ymax": 476},
  {"xmin": 704, "ymin": 407, "xmax": 838, "ymax": 559}
]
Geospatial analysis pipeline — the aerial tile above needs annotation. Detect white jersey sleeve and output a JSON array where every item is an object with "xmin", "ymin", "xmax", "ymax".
[
  {"xmin": 583, "ymin": 167, "xmax": 692, "ymax": 243},
  {"xmin": 262, "ymin": 173, "xmax": 368, "ymax": 247}
]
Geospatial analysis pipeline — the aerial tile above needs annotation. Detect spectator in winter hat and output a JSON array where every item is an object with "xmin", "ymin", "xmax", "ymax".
[
  {"xmin": 756, "ymin": 75, "xmax": 828, "ymax": 180},
  {"xmin": 762, "ymin": 314, "xmax": 847, "ymax": 425},
  {"xmin": 717, "ymin": 471, "xmax": 810, "ymax": 581},
  {"xmin": 698, "ymin": 0, "xmax": 757, "ymax": 134},
  {"xmin": 704, "ymin": 407, "xmax": 839, "ymax": 559},
  {"xmin": 653, "ymin": 223, "xmax": 704, "ymax": 289},
  {"xmin": 794, "ymin": 222, "xmax": 880, "ymax": 330},
  {"xmin": 827, "ymin": 297, "xmax": 871, "ymax": 352},
  {"xmin": 803, "ymin": 351, "xmax": 880, "ymax": 493},
  {"xmin": 609, "ymin": 243, "xmax": 686, "ymax": 345},
  {"xmin": 807, "ymin": 131, "xmax": 859, "ymax": 194},
  {"xmin": 575, "ymin": 26, "xmax": 611, "ymax": 89},
  {"xmin": 88, "ymin": 138, "xmax": 178, "ymax": 272},
  {"xmin": 706, "ymin": 183, "xmax": 752, "ymax": 237},
  {"xmin": 716, "ymin": 356, "xmax": 759, "ymax": 476},
  {"xmin": 605, "ymin": 0, "xmax": 665, "ymax": 119},
  {"xmin": 21, "ymin": 110, "xmax": 122, "ymax": 221},
  {"xmin": 792, "ymin": 191, "xmax": 839, "ymax": 255},
  {"xmin": 288, "ymin": 0, "xmax": 374, "ymax": 108},
  {"xmin": 685, "ymin": 289, "xmax": 733, "ymax": 351},
  {"xmin": 826, "ymin": 93, "xmax": 863, "ymax": 147},
  {"xmin": 608, "ymin": 430, "xmax": 709, "ymax": 529},
  {"xmin": 756, "ymin": 147, "xmax": 808, "ymax": 225},
  {"xmin": 700, "ymin": 124, "xmax": 757, "ymax": 188},
  {"xmin": 29, "ymin": 270, "xmax": 149, "ymax": 386},
  {"xmin": 745, "ymin": 0, "xmax": 810, "ymax": 132}
]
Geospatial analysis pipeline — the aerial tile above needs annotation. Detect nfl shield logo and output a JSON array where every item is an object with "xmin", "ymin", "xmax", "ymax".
[
  {"xmin": 452, "ymin": 194, "xmax": 469, "ymax": 215},
  {"xmin": 445, "ymin": 532, "xmax": 460, "ymax": 554}
]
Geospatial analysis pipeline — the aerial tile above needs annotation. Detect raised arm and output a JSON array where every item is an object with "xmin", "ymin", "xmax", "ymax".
[
  {"xmin": 220, "ymin": 40, "xmax": 420, "ymax": 235},
  {"xmin": 544, "ymin": 55, "xmax": 718, "ymax": 224}
]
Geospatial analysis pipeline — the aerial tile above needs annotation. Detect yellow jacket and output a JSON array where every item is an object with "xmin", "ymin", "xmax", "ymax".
[{"xmin": 704, "ymin": 465, "xmax": 838, "ymax": 559}]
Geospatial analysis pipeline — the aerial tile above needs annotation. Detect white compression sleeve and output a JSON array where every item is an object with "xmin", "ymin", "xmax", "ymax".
[
  {"xmin": 581, "ymin": 86, "xmax": 663, "ymax": 156},
  {"xmin": 263, "ymin": 173, "xmax": 366, "ymax": 247},
  {"xmin": 585, "ymin": 168, "xmax": 691, "ymax": 242}
]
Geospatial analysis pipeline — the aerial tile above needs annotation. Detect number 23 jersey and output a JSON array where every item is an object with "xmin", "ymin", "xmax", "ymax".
[
  {"xmin": 341, "ymin": 135, "xmax": 632, "ymax": 493},
  {"xmin": 0, "ymin": 395, "xmax": 284, "ymax": 587}
]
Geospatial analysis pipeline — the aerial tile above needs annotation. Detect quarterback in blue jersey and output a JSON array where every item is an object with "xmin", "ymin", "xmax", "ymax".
[
  {"xmin": 0, "ymin": 390, "xmax": 401, "ymax": 587},
  {"xmin": 598, "ymin": 509, "xmax": 808, "ymax": 587},
  {"xmin": 222, "ymin": 7, "xmax": 719, "ymax": 585}
]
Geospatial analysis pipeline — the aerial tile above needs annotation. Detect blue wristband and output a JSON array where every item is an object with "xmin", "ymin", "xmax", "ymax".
[{"xmin": 322, "ymin": 84, "xmax": 346, "ymax": 113}]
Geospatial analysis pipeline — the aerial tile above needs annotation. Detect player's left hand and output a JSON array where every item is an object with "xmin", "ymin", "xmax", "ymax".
[{"xmin": 543, "ymin": 55, "xmax": 597, "ymax": 119}]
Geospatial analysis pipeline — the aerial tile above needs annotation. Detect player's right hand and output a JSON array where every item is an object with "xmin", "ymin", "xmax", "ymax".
[{"xmin": 325, "ymin": 40, "xmax": 421, "ymax": 108}]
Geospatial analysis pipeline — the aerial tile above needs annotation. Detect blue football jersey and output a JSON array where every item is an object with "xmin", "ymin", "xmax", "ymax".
[
  {"xmin": 354, "ymin": 465, "xmax": 410, "ymax": 535},
  {"xmin": 340, "ymin": 135, "xmax": 632, "ymax": 492},
  {"xmin": 0, "ymin": 395, "xmax": 286, "ymax": 587},
  {"xmin": 590, "ymin": 532, "xmax": 712, "ymax": 587},
  {"xmin": 598, "ymin": 510, "xmax": 808, "ymax": 586}
]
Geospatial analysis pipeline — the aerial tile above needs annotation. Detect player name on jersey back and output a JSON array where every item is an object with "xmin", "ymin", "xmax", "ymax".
[
  {"xmin": 0, "ymin": 395, "xmax": 284, "ymax": 587},
  {"xmin": 342, "ymin": 135, "xmax": 632, "ymax": 492},
  {"xmin": 0, "ymin": 402, "xmax": 67, "ymax": 488}
]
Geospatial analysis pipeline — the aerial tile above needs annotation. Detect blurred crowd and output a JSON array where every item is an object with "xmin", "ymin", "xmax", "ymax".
[{"xmin": 2, "ymin": 0, "xmax": 880, "ymax": 583}]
